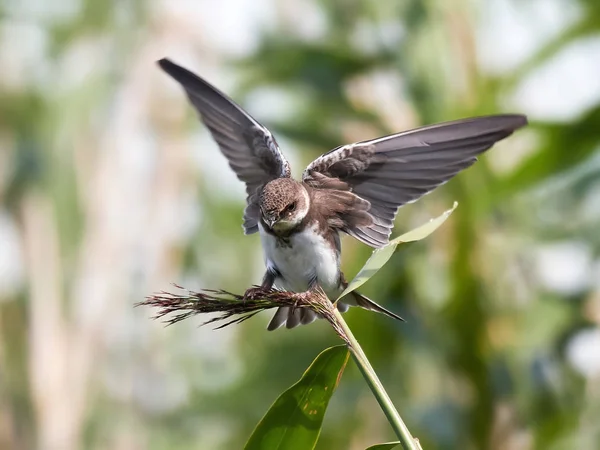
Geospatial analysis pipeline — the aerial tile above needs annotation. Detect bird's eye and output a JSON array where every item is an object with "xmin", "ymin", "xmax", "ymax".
[{"xmin": 287, "ymin": 202, "xmax": 296, "ymax": 212}]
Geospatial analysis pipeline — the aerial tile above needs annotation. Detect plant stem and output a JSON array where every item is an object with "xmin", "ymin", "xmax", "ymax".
[{"xmin": 332, "ymin": 308, "xmax": 422, "ymax": 450}]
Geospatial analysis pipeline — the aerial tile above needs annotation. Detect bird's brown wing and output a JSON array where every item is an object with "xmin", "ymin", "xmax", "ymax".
[
  {"xmin": 303, "ymin": 114, "xmax": 528, "ymax": 248},
  {"xmin": 158, "ymin": 58, "xmax": 290, "ymax": 234}
]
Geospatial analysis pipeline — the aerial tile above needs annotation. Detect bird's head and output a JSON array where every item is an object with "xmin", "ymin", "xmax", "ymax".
[{"xmin": 259, "ymin": 178, "xmax": 310, "ymax": 232}]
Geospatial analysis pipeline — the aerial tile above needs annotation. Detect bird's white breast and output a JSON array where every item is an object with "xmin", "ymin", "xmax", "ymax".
[{"xmin": 259, "ymin": 222, "xmax": 340, "ymax": 297}]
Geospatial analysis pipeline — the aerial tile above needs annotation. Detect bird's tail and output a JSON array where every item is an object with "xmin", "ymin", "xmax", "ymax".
[
  {"xmin": 343, "ymin": 290, "xmax": 404, "ymax": 322},
  {"xmin": 266, "ymin": 306, "xmax": 323, "ymax": 330},
  {"xmin": 266, "ymin": 290, "xmax": 402, "ymax": 330}
]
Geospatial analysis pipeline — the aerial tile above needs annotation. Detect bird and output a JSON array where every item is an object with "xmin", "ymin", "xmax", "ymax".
[{"xmin": 158, "ymin": 58, "xmax": 527, "ymax": 330}]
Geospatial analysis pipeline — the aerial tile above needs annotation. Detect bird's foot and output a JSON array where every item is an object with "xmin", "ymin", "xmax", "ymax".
[
  {"xmin": 242, "ymin": 286, "xmax": 267, "ymax": 302},
  {"xmin": 291, "ymin": 290, "xmax": 312, "ymax": 312},
  {"xmin": 291, "ymin": 293, "xmax": 301, "ymax": 310}
]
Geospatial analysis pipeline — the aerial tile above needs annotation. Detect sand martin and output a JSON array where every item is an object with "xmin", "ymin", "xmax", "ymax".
[{"xmin": 158, "ymin": 58, "xmax": 527, "ymax": 330}]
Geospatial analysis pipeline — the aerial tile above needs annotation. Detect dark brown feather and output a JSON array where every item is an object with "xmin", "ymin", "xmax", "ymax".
[
  {"xmin": 303, "ymin": 114, "xmax": 527, "ymax": 248},
  {"xmin": 158, "ymin": 58, "xmax": 291, "ymax": 234}
]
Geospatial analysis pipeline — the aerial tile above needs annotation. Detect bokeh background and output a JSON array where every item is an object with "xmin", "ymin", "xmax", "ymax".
[{"xmin": 2, "ymin": 0, "xmax": 600, "ymax": 449}]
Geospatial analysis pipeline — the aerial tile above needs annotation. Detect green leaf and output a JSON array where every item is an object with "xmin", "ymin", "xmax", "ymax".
[
  {"xmin": 244, "ymin": 345, "xmax": 350, "ymax": 450},
  {"xmin": 365, "ymin": 443, "xmax": 401, "ymax": 450},
  {"xmin": 336, "ymin": 202, "xmax": 458, "ymax": 301}
]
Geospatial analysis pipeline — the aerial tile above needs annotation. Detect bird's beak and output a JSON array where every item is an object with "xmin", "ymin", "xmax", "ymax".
[{"xmin": 267, "ymin": 217, "xmax": 276, "ymax": 228}]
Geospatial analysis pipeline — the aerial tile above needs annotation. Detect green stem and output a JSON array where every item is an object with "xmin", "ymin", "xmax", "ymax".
[{"xmin": 333, "ymin": 308, "xmax": 422, "ymax": 450}]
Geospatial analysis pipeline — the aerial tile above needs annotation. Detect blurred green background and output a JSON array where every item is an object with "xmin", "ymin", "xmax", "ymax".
[{"xmin": 2, "ymin": 0, "xmax": 600, "ymax": 449}]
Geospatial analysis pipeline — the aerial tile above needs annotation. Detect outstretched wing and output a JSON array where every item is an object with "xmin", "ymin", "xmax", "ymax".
[
  {"xmin": 303, "ymin": 114, "xmax": 527, "ymax": 248},
  {"xmin": 158, "ymin": 58, "xmax": 291, "ymax": 234}
]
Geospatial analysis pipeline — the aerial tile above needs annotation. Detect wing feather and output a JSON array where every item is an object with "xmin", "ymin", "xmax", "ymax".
[
  {"xmin": 158, "ymin": 58, "xmax": 290, "ymax": 234},
  {"xmin": 303, "ymin": 114, "xmax": 527, "ymax": 247}
]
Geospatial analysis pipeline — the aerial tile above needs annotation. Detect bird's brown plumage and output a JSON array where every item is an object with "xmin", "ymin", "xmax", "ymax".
[{"xmin": 158, "ymin": 57, "xmax": 528, "ymax": 330}]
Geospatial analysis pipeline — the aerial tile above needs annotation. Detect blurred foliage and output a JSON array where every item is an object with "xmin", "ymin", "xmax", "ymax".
[{"xmin": 1, "ymin": 0, "xmax": 600, "ymax": 450}]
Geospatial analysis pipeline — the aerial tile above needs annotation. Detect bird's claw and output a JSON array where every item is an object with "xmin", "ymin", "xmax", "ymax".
[{"xmin": 243, "ymin": 287, "xmax": 265, "ymax": 302}]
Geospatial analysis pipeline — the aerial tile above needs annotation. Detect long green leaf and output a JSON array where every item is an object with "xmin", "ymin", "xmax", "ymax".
[
  {"xmin": 336, "ymin": 202, "xmax": 458, "ymax": 301},
  {"xmin": 365, "ymin": 443, "xmax": 401, "ymax": 450},
  {"xmin": 244, "ymin": 345, "xmax": 350, "ymax": 450}
]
